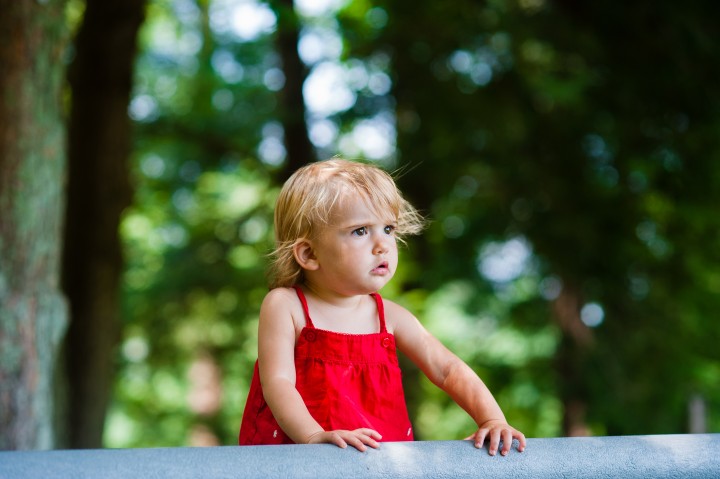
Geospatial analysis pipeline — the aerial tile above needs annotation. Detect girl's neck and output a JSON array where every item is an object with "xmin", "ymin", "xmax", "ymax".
[
  {"xmin": 302, "ymin": 281, "xmax": 366, "ymax": 309},
  {"xmin": 299, "ymin": 282, "xmax": 379, "ymax": 334}
]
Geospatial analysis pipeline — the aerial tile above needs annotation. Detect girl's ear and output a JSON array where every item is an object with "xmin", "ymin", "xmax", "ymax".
[{"xmin": 293, "ymin": 239, "xmax": 319, "ymax": 271}]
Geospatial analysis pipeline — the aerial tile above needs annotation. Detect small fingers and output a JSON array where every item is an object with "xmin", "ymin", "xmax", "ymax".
[
  {"xmin": 487, "ymin": 428, "xmax": 501, "ymax": 456},
  {"xmin": 337, "ymin": 429, "xmax": 383, "ymax": 452},
  {"xmin": 478, "ymin": 426, "xmax": 527, "ymax": 455},
  {"xmin": 357, "ymin": 429, "xmax": 382, "ymax": 450},
  {"xmin": 326, "ymin": 432, "xmax": 348, "ymax": 449},
  {"xmin": 358, "ymin": 428, "xmax": 383, "ymax": 441},
  {"xmin": 470, "ymin": 430, "xmax": 488, "ymax": 450},
  {"xmin": 516, "ymin": 430, "xmax": 527, "ymax": 452},
  {"xmin": 499, "ymin": 429, "xmax": 513, "ymax": 456},
  {"xmin": 343, "ymin": 434, "xmax": 367, "ymax": 452}
]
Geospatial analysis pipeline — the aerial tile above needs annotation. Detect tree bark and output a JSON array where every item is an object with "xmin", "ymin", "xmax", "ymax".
[
  {"xmin": 270, "ymin": 0, "xmax": 314, "ymax": 180},
  {"xmin": 0, "ymin": 0, "xmax": 70, "ymax": 450},
  {"xmin": 62, "ymin": 0, "xmax": 146, "ymax": 448},
  {"xmin": 552, "ymin": 283, "xmax": 592, "ymax": 436}
]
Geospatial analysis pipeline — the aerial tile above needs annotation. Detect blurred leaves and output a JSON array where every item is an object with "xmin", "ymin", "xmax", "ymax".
[{"xmin": 105, "ymin": 0, "xmax": 720, "ymax": 447}]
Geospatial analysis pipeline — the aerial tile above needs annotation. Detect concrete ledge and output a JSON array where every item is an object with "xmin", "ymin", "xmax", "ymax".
[{"xmin": 0, "ymin": 434, "xmax": 718, "ymax": 478}]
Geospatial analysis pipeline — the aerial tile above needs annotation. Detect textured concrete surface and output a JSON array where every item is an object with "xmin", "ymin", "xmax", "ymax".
[{"xmin": 0, "ymin": 434, "xmax": 718, "ymax": 478}]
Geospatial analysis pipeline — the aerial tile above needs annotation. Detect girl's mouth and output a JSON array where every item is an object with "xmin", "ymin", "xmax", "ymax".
[{"xmin": 372, "ymin": 261, "xmax": 389, "ymax": 275}]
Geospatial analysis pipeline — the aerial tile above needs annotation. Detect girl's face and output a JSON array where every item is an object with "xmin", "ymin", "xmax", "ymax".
[{"xmin": 307, "ymin": 195, "xmax": 398, "ymax": 296}]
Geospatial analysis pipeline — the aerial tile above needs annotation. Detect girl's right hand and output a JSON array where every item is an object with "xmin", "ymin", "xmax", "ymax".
[{"xmin": 306, "ymin": 428, "xmax": 382, "ymax": 451}]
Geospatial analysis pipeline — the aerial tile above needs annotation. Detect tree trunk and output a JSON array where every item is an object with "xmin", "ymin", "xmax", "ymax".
[
  {"xmin": 270, "ymin": 0, "xmax": 314, "ymax": 180},
  {"xmin": 0, "ymin": 0, "xmax": 70, "ymax": 450},
  {"xmin": 552, "ymin": 283, "xmax": 593, "ymax": 436},
  {"xmin": 62, "ymin": 0, "xmax": 146, "ymax": 448}
]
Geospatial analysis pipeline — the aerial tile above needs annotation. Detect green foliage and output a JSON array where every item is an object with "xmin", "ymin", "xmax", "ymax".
[
  {"xmin": 107, "ymin": 0, "xmax": 719, "ymax": 447},
  {"xmin": 109, "ymin": 0, "xmax": 281, "ymax": 447}
]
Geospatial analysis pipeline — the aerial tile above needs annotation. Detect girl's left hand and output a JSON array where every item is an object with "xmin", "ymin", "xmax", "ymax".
[{"xmin": 465, "ymin": 420, "xmax": 526, "ymax": 456}]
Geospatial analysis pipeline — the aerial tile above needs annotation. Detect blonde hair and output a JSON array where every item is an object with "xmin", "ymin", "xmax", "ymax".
[{"xmin": 269, "ymin": 159, "xmax": 424, "ymax": 289}]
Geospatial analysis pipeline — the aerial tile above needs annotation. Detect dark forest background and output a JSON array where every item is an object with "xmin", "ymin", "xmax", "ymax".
[{"xmin": 1, "ymin": 0, "xmax": 718, "ymax": 449}]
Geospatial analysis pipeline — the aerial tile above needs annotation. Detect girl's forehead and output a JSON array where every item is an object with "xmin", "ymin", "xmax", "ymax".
[{"xmin": 329, "ymin": 194, "xmax": 396, "ymax": 224}]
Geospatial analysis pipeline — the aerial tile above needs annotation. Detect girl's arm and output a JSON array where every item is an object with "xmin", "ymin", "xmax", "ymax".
[
  {"xmin": 389, "ymin": 301, "xmax": 526, "ymax": 456},
  {"xmin": 257, "ymin": 288, "xmax": 381, "ymax": 451}
]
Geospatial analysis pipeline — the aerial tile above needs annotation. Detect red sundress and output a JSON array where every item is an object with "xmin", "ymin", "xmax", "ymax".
[{"xmin": 239, "ymin": 286, "xmax": 414, "ymax": 444}]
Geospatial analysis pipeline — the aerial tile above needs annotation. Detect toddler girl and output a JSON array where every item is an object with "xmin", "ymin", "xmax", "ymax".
[{"xmin": 239, "ymin": 159, "xmax": 525, "ymax": 455}]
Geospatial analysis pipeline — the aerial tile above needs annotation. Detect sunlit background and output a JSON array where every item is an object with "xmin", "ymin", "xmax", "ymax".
[{"xmin": 66, "ymin": 0, "xmax": 720, "ymax": 447}]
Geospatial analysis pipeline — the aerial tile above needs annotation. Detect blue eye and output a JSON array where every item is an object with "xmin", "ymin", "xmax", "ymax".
[{"xmin": 352, "ymin": 226, "xmax": 368, "ymax": 236}]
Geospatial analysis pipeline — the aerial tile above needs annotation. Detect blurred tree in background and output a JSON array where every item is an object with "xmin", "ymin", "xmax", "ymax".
[
  {"xmin": 62, "ymin": 0, "xmax": 146, "ymax": 449},
  {"xmin": 1, "ymin": 0, "xmax": 718, "ymax": 449},
  {"xmin": 107, "ymin": 0, "xmax": 720, "ymax": 447},
  {"xmin": 345, "ymin": 0, "xmax": 720, "ymax": 439},
  {"xmin": 0, "ymin": 0, "xmax": 70, "ymax": 450}
]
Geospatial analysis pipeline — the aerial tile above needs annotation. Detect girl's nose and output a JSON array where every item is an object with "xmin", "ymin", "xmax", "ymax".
[{"xmin": 373, "ymin": 236, "xmax": 389, "ymax": 254}]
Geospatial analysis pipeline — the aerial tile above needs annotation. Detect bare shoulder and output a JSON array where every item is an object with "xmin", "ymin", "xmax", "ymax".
[
  {"xmin": 263, "ymin": 287, "xmax": 297, "ymax": 306},
  {"xmin": 261, "ymin": 287, "xmax": 305, "ymax": 331},
  {"xmin": 380, "ymin": 297, "xmax": 421, "ymax": 334}
]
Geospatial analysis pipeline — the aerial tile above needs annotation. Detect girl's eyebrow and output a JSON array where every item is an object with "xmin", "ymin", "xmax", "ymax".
[
  {"xmin": 337, "ymin": 219, "xmax": 394, "ymax": 230},
  {"xmin": 337, "ymin": 220, "xmax": 371, "ymax": 230}
]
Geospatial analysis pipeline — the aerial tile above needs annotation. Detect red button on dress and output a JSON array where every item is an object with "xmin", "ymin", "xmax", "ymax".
[{"xmin": 239, "ymin": 286, "xmax": 414, "ymax": 445}]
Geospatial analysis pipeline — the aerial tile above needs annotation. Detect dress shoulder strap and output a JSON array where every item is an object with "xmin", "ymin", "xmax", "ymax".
[
  {"xmin": 370, "ymin": 292, "xmax": 388, "ymax": 334},
  {"xmin": 292, "ymin": 285, "xmax": 315, "ymax": 329}
]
